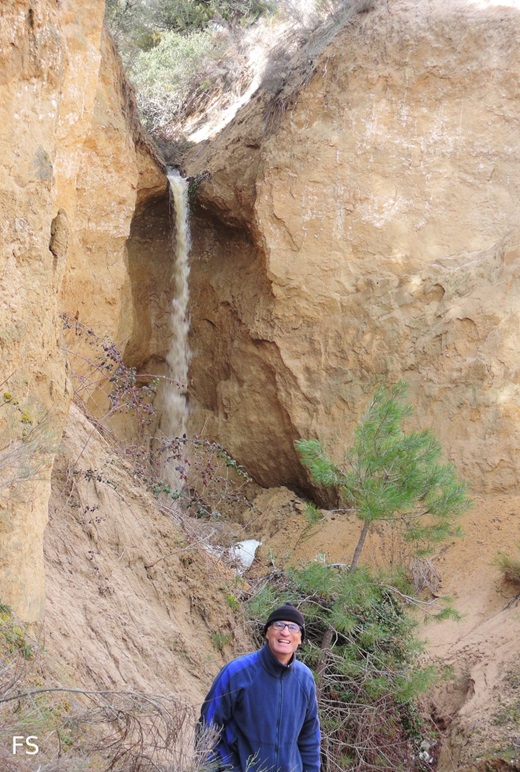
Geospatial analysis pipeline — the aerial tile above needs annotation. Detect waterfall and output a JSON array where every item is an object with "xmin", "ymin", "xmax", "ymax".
[{"xmin": 162, "ymin": 169, "xmax": 191, "ymax": 447}]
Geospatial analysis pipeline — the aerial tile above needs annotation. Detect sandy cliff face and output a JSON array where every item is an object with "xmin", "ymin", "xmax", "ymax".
[
  {"xmin": 1, "ymin": 0, "xmax": 75, "ymax": 622},
  {"xmin": 185, "ymin": 0, "xmax": 520, "ymax": 497},
  {"xmin": 0, "ymin": 0, "xmax": 166, "ymax": 621},
  {"xmin": 3, "ymin": 0, "xmax": 517, "ymax": 623},
  {"xmin": 0, "ymin": 0, "xmax": 519, "ymax": 768}
]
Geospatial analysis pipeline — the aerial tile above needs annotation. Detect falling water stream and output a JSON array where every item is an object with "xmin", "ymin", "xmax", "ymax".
[
  {"xmin": 162, "ymin": 171, "xmax": 262, "ymax": 559},
  {"xmin": 161, "ymin": 168, "xmax": 191, "ymax": 455}
]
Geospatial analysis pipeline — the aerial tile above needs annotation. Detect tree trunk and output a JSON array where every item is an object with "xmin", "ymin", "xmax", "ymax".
[
  {"xmin": 316, "ymin": 627, "xmax": 333, "ymax": 702},
  {"xmin": 350, "ymin": 520, "xmax": 370, "ymax": 571}
]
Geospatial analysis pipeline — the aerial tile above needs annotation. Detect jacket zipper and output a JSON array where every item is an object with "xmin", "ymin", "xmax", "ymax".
[{"xmin": 275, "ymin": 670, "xmax": 285, "ymax": 771}]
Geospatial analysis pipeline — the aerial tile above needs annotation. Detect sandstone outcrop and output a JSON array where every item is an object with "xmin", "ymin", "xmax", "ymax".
[
  {"xmin": 0, "ymin": 0, "xmax": 166, "ymax": 621},
  {"xmin": 185, "ymin": 0, "xmax": 520, "ymax": 498}
]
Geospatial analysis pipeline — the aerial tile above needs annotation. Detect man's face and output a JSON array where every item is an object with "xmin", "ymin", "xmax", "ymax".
[{"xmin": 265, "ymin": 621, "xmax": 302, "ymax": 664}]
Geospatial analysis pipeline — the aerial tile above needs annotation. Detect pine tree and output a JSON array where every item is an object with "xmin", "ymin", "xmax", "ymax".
[{"xmin": 296, "ymin": 382, "xmax": 471, "ymax": 571}]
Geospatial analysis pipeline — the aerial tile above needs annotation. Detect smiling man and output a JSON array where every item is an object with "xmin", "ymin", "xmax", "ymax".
[{"xmin": 198, "ymin": 603, "xmax": 320, "ymax": 771}]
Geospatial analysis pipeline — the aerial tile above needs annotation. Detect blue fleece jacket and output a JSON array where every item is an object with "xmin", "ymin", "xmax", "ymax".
[{"xmin": 199, "ymin": 643, "xmax": 320, "ymax": 772}]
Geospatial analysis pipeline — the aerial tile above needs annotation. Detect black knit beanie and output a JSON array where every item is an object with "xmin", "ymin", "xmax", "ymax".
[{"xmin": 264, "ymin": 603, "xmax": 305, "ymax": 641}]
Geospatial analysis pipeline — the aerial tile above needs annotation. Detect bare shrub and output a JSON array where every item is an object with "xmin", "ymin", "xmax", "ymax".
[
  {"xmin": 61, "ymin": 315, "xmax": 255, "ymax": 528},
  {"xmin": 60, "ymin": 313, "xmax": 160, "ymax": 432},
  {"xmin": 409, "ymin": 557, "xmax": 441, "ymax": 595},
  {"xmin": 0, "ymin": 686, "xmax": 217, "ymax": 771},
  {"xmin": 71, "ymin": 690, "xmax": 216, "ymax": 771}
]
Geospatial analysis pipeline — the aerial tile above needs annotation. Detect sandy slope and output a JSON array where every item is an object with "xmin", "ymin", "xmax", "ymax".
[{"xmin": 36, "ymin": 407, "xmax": 520, "ymax": 769}]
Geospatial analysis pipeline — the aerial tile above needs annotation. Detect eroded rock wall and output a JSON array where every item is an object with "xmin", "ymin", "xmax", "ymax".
[
  {"xmin": 0, "ymin": 0, "xmax": 167, "ymax": 621},
  {"xmin": 186, "ymin": 0, "xmax": 520, "ymax": 494}
]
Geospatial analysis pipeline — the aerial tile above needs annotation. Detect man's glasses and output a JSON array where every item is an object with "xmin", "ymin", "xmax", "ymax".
[{"xmin": 272, "ymin": 621, "xmax": 301, "ymax": 633}]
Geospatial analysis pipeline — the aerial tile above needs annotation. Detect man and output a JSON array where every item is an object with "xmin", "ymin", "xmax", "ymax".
[{"xmin": 198, "ymin": 603, "xmax": 320, "ymax": 771}]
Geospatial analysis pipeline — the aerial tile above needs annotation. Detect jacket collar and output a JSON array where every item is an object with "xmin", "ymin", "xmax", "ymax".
[{"xmin": 259, "ymin": 642, "xmax": 295, "ymax": 676}]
